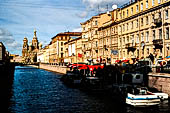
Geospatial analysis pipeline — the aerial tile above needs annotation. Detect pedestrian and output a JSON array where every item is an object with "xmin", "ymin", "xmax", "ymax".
[{"xmin": 160, "ymin": 62, "xmax": 163, "ymax": 73}]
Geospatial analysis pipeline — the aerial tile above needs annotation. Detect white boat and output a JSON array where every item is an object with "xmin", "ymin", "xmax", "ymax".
[
  {"xmin": 152, "ymin": 92, "xmax": 169, "ymax": 101},
  {"xmin": 126, "ymin": 87, "xmax": 161, "ymax": 107}
]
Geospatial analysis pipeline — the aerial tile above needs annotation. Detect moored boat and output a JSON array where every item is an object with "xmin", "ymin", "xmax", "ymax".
[
  {"xmin": 126, "ymin": 87, "xmax": 161, "ymax": 107},
  {"xmin": 60, "ymin": 70, "xmax": 83, "ymax": 86},
  {"xmin": 152, "ymin": 92, "xmax": 169, "ymax": 101}
]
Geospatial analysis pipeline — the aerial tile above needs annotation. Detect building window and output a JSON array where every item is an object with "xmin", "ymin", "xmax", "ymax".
[
  {"xmin": 165, "ymin": 10, "xmax": 168, "ymax": 19},
  {"xmin": 136, "ymin": 34, "xmax": 139, "ymax": 43},
  {"xmin": 131, "ymin": 7, "xmax": 133, "ymax": 15},
  {"xmin": 158, "ymin": 0, "xmax": 161, "ymax": 4},
  {"xmin": 123, "ymin": 37, "xmax": 125, "ymax": 44},
  {"xmin": 146, "ymin": 0, "xmax": 148, "ymax": 8},
  {"xmin": 96, "ymin": 41, "xmax": 98, "ymax": 47},
  {"xmin": 119, "ymin": 25, "xmax": 122, "ymax": 32},
  {"xmin": 127, "ymin": 36, "xmax": 129, "ymax": 43},
  {"xmin": 95, "ymin": 30, "xmax": 98, "ymax": 35},
  {"xmin": 123, "ymin": 24, "xmax": 125, "ymax": 32},
  {"xmin": 141, "ymin": 33, "xmax": 144, "ymax": 41},
  {"xmin": 131, "ymin": 35, "xmax": 134, "ymax": 41},
  {"xmin": 137, "ymin": 49, "xmax": 139, "ymax": 57},
  {"xmin": 61, "ymin": 48, "xmax": 63, "ymax": 51},
  {"xmin": 120, "ymin": 38, "xmax": 122, "ymax": 45},
  {"xmin": 127, "ymin": 9, "xmax": 129, "ymax": 17},
  {"xmin": 131, "ymin": 21, "xmax": 133, "ymax": 29},
  {"xmin": 119, "ymin": 13, "xmax": 122, "ymax": 19},
  {"xmin": 152, "ymin": 0, "xmax": 155, "ymax": 6},
  {"xmin": 61, "ymin": 37, "xmax": 63, "ymax": 40},
  {"xmin": 141, "ymin": 3, "xmax": 143, "ymax": 11},
  {"xmin": 146, "ymin": 16, "xmax": 149, "ymax": 25},
  {"xmin": 136, "ymin": 5, "xmax": 139, "ymax": 12},
  {"xmin": 159, "ymin": 12, "xmax": 162, "ymax": 19},
  {"xmin": 123, "ymin": 51, "xmax": 125, "ymax": 58},
  {"xmin": 61, "ymin": 42, "xmax": 63, "ymax": 46},
  {"xmin": 159, "ymin": 29, "xmax": 162, "ymax": 39},
  {"xmin": 152, "ymin": 14, "xmax": 155, "ymax": 22},
  {"xmin": 147, "ymin": 48, "xmax": 149, "ymax": 55},
  {"xmin": 136, "ymin": 19, "xmax": 138, "ymax": 28},
  {"xmin": 141, "ymin": 18, "xmax": 143, "ymax": 26},
  {"xmin": 152, "ymin": 30, "xmax": 155, "ymax": 40},
  {"xmin": 61, "ymin": 53, "xmax": 63, "ymax": 58},
  {"xmin": 111, "ymin": 28, "xmax": 113, "ymax": 32},
  {"xmin": 95, "ymin": 20, "xmax": 98, "ymax": 25},
  {"xmin": 146, "ymin": 31, "xmax": 149, "ymax": 42},
  {"xmin": 131, "ymin": 35, "xmax": 134, "ymax": 44},
  {"xmin": 123, "ymin": 11, "xmax": 125, "ymax": 18},
  {"xmin": 166, "ymin": 27, "xmax": 169, "ymax": 39}
]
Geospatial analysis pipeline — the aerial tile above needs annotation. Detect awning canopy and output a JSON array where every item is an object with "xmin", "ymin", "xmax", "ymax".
[
  {"xmin": 115, "ymin": 60, "xmax": 121, "ymax": 63},
  {"xmin": 166, "ymin": 56, "xmax": 170, "ymax": 58},
  {"xmin": 122, "ymin": 60, "xmax": 129, "ymax": 63}
]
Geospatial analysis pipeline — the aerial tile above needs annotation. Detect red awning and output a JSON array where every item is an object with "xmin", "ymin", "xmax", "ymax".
[
  {"xmin": 115, "ymin": 60, "xmax": 121, "ymax": 63},
  {"xmin": 122, "ymin": 60, "xmax": 129, "ymax": 63}
]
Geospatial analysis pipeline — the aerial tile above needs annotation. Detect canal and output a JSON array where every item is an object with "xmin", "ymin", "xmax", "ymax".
[{"xmin": 7, "ymin": 66, "xmax": 170, "ymax": 113}]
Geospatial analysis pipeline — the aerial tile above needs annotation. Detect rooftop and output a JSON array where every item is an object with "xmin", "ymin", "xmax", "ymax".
[
  {"xmin": 52, "ymin": 32, "xmax": 82, "ymax": 39},
  {"xmin": 120, "ymin": 0, "xmax": 138, "ymax": 9}
]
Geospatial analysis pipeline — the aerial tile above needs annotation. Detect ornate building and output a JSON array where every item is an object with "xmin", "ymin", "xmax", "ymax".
[{"xmin": 22, "ymin": 30, "xmax": 41, "ymax": 63}]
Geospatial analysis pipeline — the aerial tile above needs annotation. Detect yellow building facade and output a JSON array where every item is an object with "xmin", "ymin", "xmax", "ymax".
[
  {"xmin": 37, "ymin": 0, "xmax": 170, "ymax": 64},
  {"xmin": 81, "ymin": 16, "xmax": 100, "ymax": 63},
  {"xmin": 50, "ymin": 32, "xmax": 81, "ymax": 63},
  {"xmin": 117, "ymin": 0, "xmax": 170, "ymax": 60},
  {"xmin": 64, "ymin": 37, "xmax": 83, "ymax": 63}
]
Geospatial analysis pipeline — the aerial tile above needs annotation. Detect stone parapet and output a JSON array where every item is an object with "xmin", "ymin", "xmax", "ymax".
[
  {"xmin": 39, "ymin": 63, "xmax": 67, "ymax": 74},
  {"xmin": 148, "ymin": 72, "xmax": 170, "ymax": 96}
]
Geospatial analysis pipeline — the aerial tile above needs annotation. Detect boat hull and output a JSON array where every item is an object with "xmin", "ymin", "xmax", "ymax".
[{"xmin": 126, "ymin": 93, "xmax": 160, "ymax": 107}]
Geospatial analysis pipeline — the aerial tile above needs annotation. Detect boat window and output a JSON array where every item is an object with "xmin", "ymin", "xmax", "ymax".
[{"xmin": 136, "ymin": 75, "xmax": 140, "ymax": 79}]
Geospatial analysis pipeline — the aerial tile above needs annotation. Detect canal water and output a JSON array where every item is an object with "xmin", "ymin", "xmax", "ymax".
[{"xmin": 7, "ymin": 66, "xmax": 170, "ymax": 113}]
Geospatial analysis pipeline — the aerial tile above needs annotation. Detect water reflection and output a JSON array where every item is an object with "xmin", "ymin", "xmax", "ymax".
[{"xmin": 8, "ymin": 66, "xmax": 170, "ymax": 113}]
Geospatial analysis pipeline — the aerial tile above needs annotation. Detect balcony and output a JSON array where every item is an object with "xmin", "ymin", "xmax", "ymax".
[
  {"xmin": 125, "ymin": 43, "xmax": 136, "ymax": 52},
  {"xmin": 153, "ymin": 39, "xmax": 163, "ymax": 49},
  {"xmin": 86, "ymin": 47, "xmax": 92, "ymax": 51},
  {"xmin": 153, "ymin": 39, "xmax": 163, "ymax": 45},
  {"xmin": 126, "ymin": 43, "xmax": 136, "ymax": 48},
  {"xmin": 154, "ymin": 18, "xmax": 162, "ymax": 27}
]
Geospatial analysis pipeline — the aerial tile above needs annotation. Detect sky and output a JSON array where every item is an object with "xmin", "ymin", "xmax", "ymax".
[{"xmin": 0, "ymin": 0, "xmax": 127, "ymax": 55}]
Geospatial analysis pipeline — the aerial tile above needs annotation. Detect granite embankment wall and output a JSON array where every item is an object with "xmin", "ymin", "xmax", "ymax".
[
  {"xmin": 39, "ymin": 63, "xmax": 67, "ymax": 74},
  {"xmin": 148, "ymin": 72, "xmax": 170, "ymax": 96}
]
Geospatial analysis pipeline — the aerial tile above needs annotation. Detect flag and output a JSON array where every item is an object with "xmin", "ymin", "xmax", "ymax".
[{"xmin": 78, "ymin": 53, "xmax": 82, "ymax": 58}]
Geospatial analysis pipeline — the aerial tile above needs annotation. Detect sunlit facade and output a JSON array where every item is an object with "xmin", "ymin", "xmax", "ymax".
[{"xmin": 117, "ymin": 0, "xmax": 170, "ymax": 59}]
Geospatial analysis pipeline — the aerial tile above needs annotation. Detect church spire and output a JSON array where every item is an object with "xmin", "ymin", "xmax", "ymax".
[
  {"xmin": 34, "ymin": 29, "xmax": 37, "ymax": 37},
  {"xmin": 32, "ymin": 29, "xmax": 39, "ymax": 49}
]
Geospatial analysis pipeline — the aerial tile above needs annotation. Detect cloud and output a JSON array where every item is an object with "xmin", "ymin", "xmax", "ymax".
[
  {"xmin": 0, "ymin": 0, "xmax": 87, "ymax": 55},
  {"xmin": 0, "ymin": 28, "xmax": 22, "ymax": 54},
  {"xmin": 82, "ymin": 0, "xmax": 114, "ymax": 9},
  {"xmin": 76, "ymin": 11, "xmax": 88, "ymax": 18},
  {"xmin": 80, "ymin": 0, "xmax": 127, "ymax": 18},
  {"xmin": 72, "ymin": 27, "xmax": 82, "ymax": 32}
]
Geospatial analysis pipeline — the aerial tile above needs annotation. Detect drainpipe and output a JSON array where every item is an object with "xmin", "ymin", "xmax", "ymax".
[
  {"xmin": 162, "ymin": 7, "xmax": 165, "ymax": 58},
  {"xmin": 138, "ymin": 0, "xmax": 141, "ymax": 59}
]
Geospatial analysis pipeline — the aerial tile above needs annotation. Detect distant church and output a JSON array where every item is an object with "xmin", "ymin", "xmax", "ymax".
[{"xmin": 22, "ymin": 30, "xmax": 42, "ymax": 63}]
